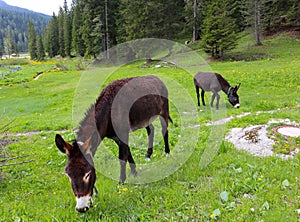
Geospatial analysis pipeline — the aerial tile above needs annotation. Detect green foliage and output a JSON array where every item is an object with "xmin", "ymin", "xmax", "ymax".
[
  {"xmin": 201, "ymin": 0, "xmax": 240, "ymax": 58},
  {"xmin": 45, "ymin": 14, "xmax": 60, "ymax": 58},
  {"xmin": 63, "ymin": 0, "xmax": 72, "ymax": 57},
  {"xmin": 117, "ymin": 0, "xmax": 185, "ymax": 42},
  {"xmin": 36, "ymin": 35, "xmax": 45, "ymax": 61},
  {"xmin": 28, "ymin": 21, "xmax": 37, "ymax": 60},
  {"xmin": 71, "ymin": 0, "xmax": 85, "ymax": 56}
]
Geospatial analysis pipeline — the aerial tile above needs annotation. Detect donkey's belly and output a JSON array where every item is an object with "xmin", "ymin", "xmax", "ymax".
[
  {"xmin": 129, "ymin": 96, "xmax": 162, "ymax": 131},
  {"xmin": 130, "ymin": 115, "xmax": 158, "ymax": 132}
]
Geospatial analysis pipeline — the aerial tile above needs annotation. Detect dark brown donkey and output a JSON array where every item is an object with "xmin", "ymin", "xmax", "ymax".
[
  {"xmin": 194, "ymin": 71, "xmax": 241, "ymax": 109},
  {"xmin": 55, "ymin": 75, "xmax": 172, "ymax": 212}
]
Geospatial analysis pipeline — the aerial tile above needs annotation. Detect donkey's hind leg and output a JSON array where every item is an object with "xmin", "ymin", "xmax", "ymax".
[
  {"xmin": 211, "ymin": 90, "xmax": 221, "ymax": 109},
  {"xmin": 159, "ymin": 115, "xmax": 170, "ymax": 155},
  {"xmin": 145, "ymin": 124, "xmax": 154, "ymax": 160},
  {"xmin": 215, "ymin": 92, "xmax": 220, "ymax": 109},
  {"xmin": 195, "ymin": 85, "xmax": 200, "ymax": 106},
  {"xmin": 211, "ymin": 93, "xmax": 216, "ymax": 107},
  {"xmin": 201, "ymin": 89, "xmax": 206, "ymax": 106}
]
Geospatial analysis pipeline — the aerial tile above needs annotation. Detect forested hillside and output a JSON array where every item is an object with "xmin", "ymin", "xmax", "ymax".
[
  {"xmin": 0, "ymin": 0, "xmax": 50, "ymax": 55},
  {"xmin": 41, "ymin": 0, "xmax": 299, "ymax": 60},
  {"xmin": 1, "ymin": 0, "xmax": 299, "ymax": 59}
]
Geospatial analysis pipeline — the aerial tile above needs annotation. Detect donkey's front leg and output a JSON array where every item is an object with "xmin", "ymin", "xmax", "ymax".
[
  {"xmin": 116, "ymin": 137, "xmax": 128, "ymax": 183},
  {"xmin": 118, "ymin": 143, "xmax": 137, "ymax": 183}
]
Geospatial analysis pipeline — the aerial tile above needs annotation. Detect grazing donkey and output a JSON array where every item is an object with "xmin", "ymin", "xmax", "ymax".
[
  {"xmin": 55, "ymin": 75, "xmax": 172, "ymax": 212},
  {"xmin": 194, "ymin": 72, "xmax": 241, "ymax": 109}
]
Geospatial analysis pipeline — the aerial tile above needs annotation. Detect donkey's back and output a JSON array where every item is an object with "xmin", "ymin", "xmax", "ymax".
[
  {"xmin": 98, "ymin": 75, "xmax": 170, "ymax": 133},
  {"xmin": 193, "ymin": 72, "xmax": 221, "ymax": 92}
]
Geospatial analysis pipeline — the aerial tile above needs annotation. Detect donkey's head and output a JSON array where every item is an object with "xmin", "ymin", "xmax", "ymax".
[
  {"xmin": 55, "ymin": 134, "xmax": 96, "ymax": 213},
  {"xmin": 227, "ymin": 83, "xmax": 241, "ymax": 108}
]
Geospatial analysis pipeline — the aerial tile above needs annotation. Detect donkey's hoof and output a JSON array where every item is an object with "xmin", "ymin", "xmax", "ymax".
[
  {"xmin": 145, "ymin": 157, "xmax": 151, "ymax": 162},
  {"xmin": 131, "ymin": 170, "xmax": 138, "ymax": 177}
]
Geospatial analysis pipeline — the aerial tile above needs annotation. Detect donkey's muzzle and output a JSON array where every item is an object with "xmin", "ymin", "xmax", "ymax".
[
  {"xmin": 234, "ymin": 103, "xmax": 240, "ymax": 108},
  {"xmin": 76, "ymin": 206, "xmax": 89, "ymax": 213},
  {"xmin": 75, "ymin": 196, "xmax": 92, "ymax": 213}
]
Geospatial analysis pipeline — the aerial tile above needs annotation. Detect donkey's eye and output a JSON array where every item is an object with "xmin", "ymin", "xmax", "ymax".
[{"xmin": 83, "ymin": 170, "xmax": 92, "ymax": 183}]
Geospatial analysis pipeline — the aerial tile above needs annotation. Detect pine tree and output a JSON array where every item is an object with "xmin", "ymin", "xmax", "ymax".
[
  {"xmin": 63, "ymin": 0, "xmax": 72, "ymax": 57},
  {"xmin": 81, "ymin": 0, "xmax": 103, "ymax": 58},
  {"xmin": 118, "ymin": 0, "xmax": 185, "ymax": 42},
  {"xmin": 4, "ymin": 26, "xmax": 14, "ymax": 58},
  {"xmin": 37, "ymin": 35, "xmax": 45, "ymax": 61},
  {"xmin": 201, "ymin": 0, "xmax": 239, "ymax": 58},
  {"xmin": 71, "ymin": 0, "xmax": 86, "ymax": 56},
  {"xmin": 45, "ymin": 13, "xmax": 59, "ymax": 58},
  {"xmin": 58, "ymin": 7, "xmax": 66, "ymax": 57},
  {"xmin": 28, "ymin": 21, "xmax": 37, "ymax": 60}
]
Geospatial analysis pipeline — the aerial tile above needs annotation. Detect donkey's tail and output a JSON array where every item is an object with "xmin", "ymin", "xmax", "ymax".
[{"xmin": 168, "ymin": 116, "xmax": 173, "ymax": 124}]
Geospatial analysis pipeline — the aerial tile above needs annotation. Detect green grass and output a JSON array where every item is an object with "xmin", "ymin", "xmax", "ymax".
[{"xmin": 0, "ymin": 33, "xmax": 300, "ymax": 221}]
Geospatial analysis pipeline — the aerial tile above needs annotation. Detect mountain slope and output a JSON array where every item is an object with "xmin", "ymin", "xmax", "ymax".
[{"xmin": 0, "ymin": 0, "xmax": 50, "ymax": 53}]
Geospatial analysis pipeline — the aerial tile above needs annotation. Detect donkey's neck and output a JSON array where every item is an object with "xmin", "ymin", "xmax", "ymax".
[
  {"xmin": 77, "ymin": 105, "xmax": 96, "ymax": 141},
  {"xmin": 216, "ymin": 74, "xmax": 231, "ymax": 96},
  {"xmin": 76, "ymin": 104, "xmax": 100, "ymax": 156}
]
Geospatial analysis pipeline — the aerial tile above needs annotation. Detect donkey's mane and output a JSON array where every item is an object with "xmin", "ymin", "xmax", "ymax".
[
  {"xmin": 215, "ymin": 73, "xmax": 230, "ymax": 91},
  {"xmin": 77, "ymin": 77, "xmax": 134, "ymax": 141},
  {"xmin": 215, "ymin": 73, "xmax": 230, "ymax": 86}
]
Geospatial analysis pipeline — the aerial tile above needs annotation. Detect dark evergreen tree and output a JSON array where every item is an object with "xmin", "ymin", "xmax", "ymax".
[
  {"xmin": 118, "ymin": 0, "xmax": 185, "ymax": 42},
  {"xmin": 71, "ymin": 0, "xmax": 86, "ymax": 56},
  {"xmin": 45, "ymin": 13, "xmax": 59, "ymax": 58},
  {"xmin": 201, "ymin": 0, "xmax": 239, "ymax": 58},
  {"xmin": 58, "ymin": 7, "xmax": 66, "ymax": 57},
  {"xmin": 4, "ymin": 26, "xmax": 13, "ymax": 58},
  {"xmin": 28, "ymin": 21, "xmax": 37, "ymax": 59},
  {"xmin": 81, "ymin": 0, "xmax": 103, "ymax": 58},
  {"xmin": 63, "ymin": 0, "xmax": 72, "ymax": 57},
  {"xmin": 12, "ymin": 41, "xmax": 19, "ymax": 56},
  {"xmin": 37, "ymin": 35, "xmax": 45, "ymax": 60},
  {"xmin": 289, "ymin": 0, "xmax": 300, "ymax": 26}
]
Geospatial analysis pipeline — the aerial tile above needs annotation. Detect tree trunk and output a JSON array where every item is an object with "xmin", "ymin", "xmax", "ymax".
[
  {"xmin": 193, "ymin": 0, "xmax": 200, "ymax": 41},
  {"xmin": 255, "ymin": 0, "xmax": 262, "ymax": 46},
  {"xmin": 105, "ymin": 0, "xmax": 110, "ymax": 59}
]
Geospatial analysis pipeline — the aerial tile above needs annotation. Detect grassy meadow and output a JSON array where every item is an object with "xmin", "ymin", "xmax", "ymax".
[{"xmin": 0, "ymin": 32, "xmax": 300, "ymax": 221}]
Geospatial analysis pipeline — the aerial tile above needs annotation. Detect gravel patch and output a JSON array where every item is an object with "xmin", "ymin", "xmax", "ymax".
[
  {"xmin": 225, "ymin": 119, "xmax": 300, "ymax": 159},
  {"xmin": 226, "ymin": 124, "xmax": 274, "ymax": 157}
]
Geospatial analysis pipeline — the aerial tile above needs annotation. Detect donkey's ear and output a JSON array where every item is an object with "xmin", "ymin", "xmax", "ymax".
[
  {"xmin": 235, "ymin": 83, "xmax": 241, "ymax": 91},
  {"xmin": 55, "ymin": 134, "xmax": 72, "ymax": 155}
]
